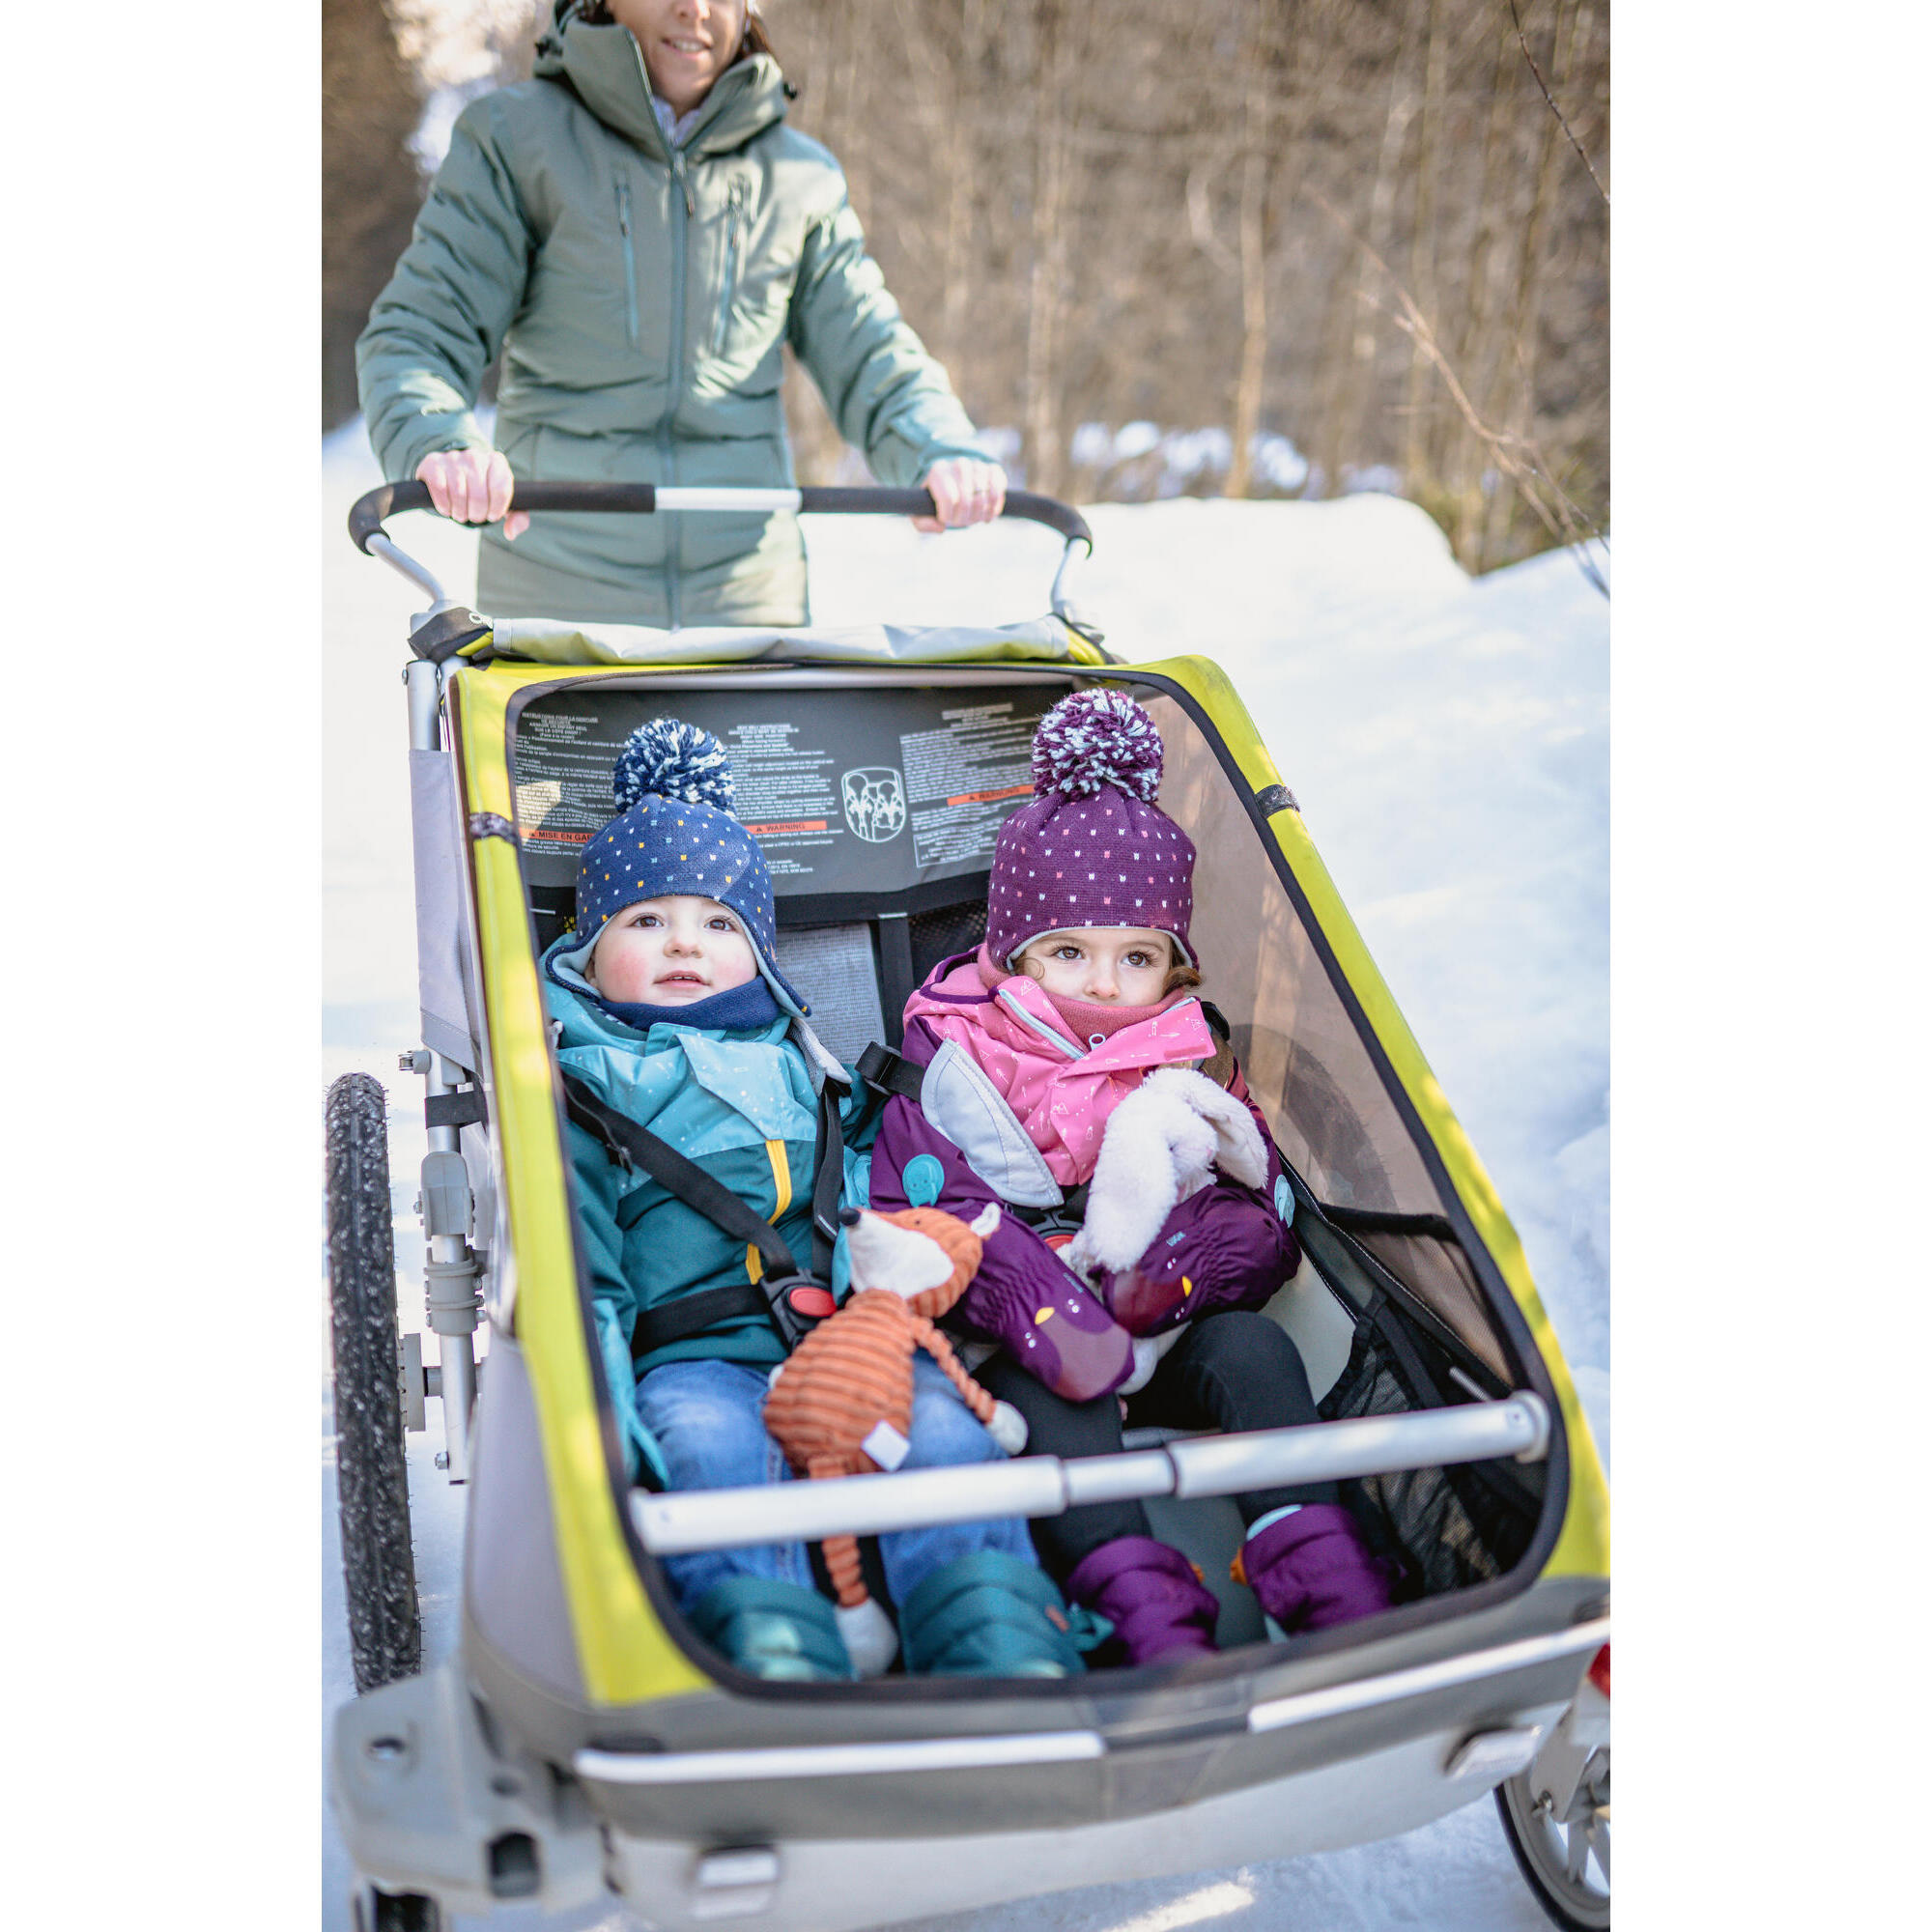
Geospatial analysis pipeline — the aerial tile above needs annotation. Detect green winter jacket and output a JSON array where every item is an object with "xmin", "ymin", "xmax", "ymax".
[
  {"xmin": 544, "ymin": 938, "xmax": 872, "ymax": 1480},
  {"xmin": 356, "ymin": 8, "xmax": 985, "ymax": 628}
]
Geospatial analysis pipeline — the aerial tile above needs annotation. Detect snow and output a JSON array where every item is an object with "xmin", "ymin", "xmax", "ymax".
[{"xmin": 321, "ymin": 427, "xmax": 1606, "ymax": 1930}]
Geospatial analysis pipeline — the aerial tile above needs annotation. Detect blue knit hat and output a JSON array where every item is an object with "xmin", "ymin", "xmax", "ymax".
[{"xmin": 571, "ymin": 719, "xmax": 807, "ymax": 1014}]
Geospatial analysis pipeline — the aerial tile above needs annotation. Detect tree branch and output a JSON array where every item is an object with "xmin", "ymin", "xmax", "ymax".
[{"xmin": 1508, "ymin": 0, "xmax": 1609, "ymax": 209}]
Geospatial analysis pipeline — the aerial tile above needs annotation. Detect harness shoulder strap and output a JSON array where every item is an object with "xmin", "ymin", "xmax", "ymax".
[
  {"xmin": 810, "ymin": 1076, "xmax": 846, "ymax": 1279},
  {"xmin": 559, "ymin": 1070, "xmax": 800, "ymax": 1278},
  {"xmin": 857, "ymin": 1040, "xmax": 925, "ymax": 1103}
]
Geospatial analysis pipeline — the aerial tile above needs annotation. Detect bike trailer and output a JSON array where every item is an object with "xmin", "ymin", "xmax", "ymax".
[{"xmin": 327, "ymin": 484, "xmax": 1610, "ymax": 1932}]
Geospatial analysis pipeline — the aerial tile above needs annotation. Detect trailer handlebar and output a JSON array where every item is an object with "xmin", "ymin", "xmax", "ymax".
[{"xmin": 347, "ymin": 480, "xmax": 1093, "ymax": 555}]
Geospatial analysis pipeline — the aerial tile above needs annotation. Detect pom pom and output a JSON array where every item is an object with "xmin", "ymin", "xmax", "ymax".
[
  {"xmin": 612, "ymin": 718, "xmax": 735, "ymax": 812},
  {"xmin": 1030, "ymin": 690, "xmax": 1164, "ymax": 803}
]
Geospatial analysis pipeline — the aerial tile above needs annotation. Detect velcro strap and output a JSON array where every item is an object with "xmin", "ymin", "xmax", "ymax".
[
  {"xmin": 426, "ymin": 1089, "xmax": 488, "ymax": 1130},
  {"xmin": 857, "ymin": 1040, "xmax": 924, "ymax": 1102}
]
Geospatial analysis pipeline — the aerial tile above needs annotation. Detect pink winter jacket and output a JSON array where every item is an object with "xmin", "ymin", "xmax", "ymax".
[{"xmin": 901, "ymin": 950, "xmax": 1216, "ymax": 1187}]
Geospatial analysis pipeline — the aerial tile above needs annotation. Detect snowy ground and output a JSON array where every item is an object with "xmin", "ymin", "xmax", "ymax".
[{"xmin": 321, "ymin": 425, "xmax": 1606, "ymax": 1931}]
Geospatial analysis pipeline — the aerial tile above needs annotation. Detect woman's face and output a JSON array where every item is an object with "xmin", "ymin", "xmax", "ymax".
[{"xmin": 607, "ymin": 0, "xmax": 749, "ymax": 118}]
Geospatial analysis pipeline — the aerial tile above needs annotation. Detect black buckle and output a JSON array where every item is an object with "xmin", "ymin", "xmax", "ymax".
[{"xmin": 763, "ymin": 1274, "xmax": 838, "ymax": 1351}]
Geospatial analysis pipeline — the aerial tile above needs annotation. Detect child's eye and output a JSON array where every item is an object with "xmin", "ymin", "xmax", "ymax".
[
  {"xmin": 1051, "ymin": 945, "xmax": 1082, "ymax": 960},
  {"xmin": 1124, "ymin": 952, "xmax": 1153, "ymax": 968},
  {"xmin": 631, "ymin": 912, "xmax": 662, "ymax": 927},
  {"xmin": 706, "ymin": 917, "xmax": 737, "ymax": 932}
]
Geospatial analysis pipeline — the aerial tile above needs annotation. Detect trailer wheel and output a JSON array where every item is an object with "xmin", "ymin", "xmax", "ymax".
[
  {"xmin": 354, "ymin": 1884, "xmax": 443, "ymax": 1932},
  {"xmin": 1496, "ymin": 1747, "xmax": 1610, "ymax": 1931},
  {"xmin": 327, "ymin": 1072, "xmax": 422, "ymax": 1694}
]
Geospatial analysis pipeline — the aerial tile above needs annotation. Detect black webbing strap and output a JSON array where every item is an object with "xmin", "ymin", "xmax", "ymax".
[
  {"xmin": 810, "ymin": 1077, "xmax": 846, "ymax": 1278},
  {"xmin": 627, "ymin": 1281, "xmax": 771, "ymax": 1359},
  {"xmin": 1014, "ymin": 1179, "xmax": 1091, "ymax": 1240},
  {"xmin": 559, "ymin": 1071, "xmax": 799, "ymax": 1278},
  {"xmin": 426, "ymin": 1089, "xmax": 488, "ymax": 1130},
  {"xmin": 857, "ymin": 1040, "xmax": 923, "ymax": 1103}
]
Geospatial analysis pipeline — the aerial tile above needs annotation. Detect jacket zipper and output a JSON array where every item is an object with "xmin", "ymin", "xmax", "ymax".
[
  {"xmin": 665, "ymin": 146, "xmax": 692, "ymax": 630},
  {"xmin": 633, "ymin": 36, "xmax": 696, "ymax": 628},
  {"xmin": 616, "ymin": 178, "xmax": 639, "ymax": 347},
  {"xmin": 711, "ymin": 179, "xmax": 748, "ymax": 355}
]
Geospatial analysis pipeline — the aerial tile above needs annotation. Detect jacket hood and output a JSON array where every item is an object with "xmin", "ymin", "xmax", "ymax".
[{"xmin": 535, "ymin": 4, "xmax": 787, "ymax": 161}]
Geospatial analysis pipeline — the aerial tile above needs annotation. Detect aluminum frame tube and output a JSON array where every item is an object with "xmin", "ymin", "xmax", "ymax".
[
  {"xmin": 369, "ymin": 531, "xmax": 449, "ymax": 611},
  {"xmin": 632, "ymin": 1396, "xmax": 1549, "ymax": 1556}
]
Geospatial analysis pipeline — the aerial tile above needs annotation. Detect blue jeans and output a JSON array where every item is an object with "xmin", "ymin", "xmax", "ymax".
[{"xmin": 635, "ymin": 1354, "xmax": 1035, "ymax": 1614}]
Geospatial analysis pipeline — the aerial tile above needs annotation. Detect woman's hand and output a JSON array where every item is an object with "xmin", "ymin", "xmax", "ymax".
[
  {"xmin": 913, "ymin": 457, "xmax": 1007, "ymax": 533},
  {"xmin": 415, "ymin": 448, "xmax": 528, "ymax": 540}
]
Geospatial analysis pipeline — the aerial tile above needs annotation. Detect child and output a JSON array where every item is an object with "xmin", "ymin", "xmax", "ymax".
[
  {"xmin": 869, "ymin": 690, "xmax": 1394, "ymax": 1664},
  {"xmin": 545, "ymin": 718, "xmax": 1091, "ymax": 1682}
]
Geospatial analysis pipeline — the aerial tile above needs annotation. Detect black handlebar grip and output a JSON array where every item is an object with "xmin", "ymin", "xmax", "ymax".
[{"xmin": 348, "ymin": 480, "xmax": 1090, "ymax": 552}]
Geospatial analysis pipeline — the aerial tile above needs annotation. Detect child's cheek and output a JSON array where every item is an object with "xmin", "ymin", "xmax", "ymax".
[{"xmin": 720, "ymin": 935, "xmax": 759, "ymax": 990}]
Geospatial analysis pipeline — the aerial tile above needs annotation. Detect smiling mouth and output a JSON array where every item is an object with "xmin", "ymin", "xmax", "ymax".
[{"xmin": 656, "ymin": 971, "xmax": 708, "ymax": 985}]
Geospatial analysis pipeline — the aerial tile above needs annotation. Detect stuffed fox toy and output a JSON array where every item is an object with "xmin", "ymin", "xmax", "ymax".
[{"xmin": 762, "ymin": 1203, "xmax": 1028, "ymax": 1674}]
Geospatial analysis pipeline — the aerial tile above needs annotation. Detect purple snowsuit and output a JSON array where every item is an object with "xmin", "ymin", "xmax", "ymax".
[
  {"xmin": 868, "ymin": 953, "xmax": 1299, "ymax": 1402},
  {"xmin": 867, "ymin": 953, "xmax": 1395, "ymax": 1663}
]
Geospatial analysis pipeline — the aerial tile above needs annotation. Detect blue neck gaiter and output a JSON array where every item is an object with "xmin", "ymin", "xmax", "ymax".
[{"xmin": 588, "ymin": 976, "xmax": 783, "ymax": 1037}]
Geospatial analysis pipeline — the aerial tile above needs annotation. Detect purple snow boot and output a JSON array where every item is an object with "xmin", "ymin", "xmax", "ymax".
[
  {"xmin": 1065, "ymin": 1536, "xmax": 1221, "ymax": 1665},
  {"xmin": 1234, "ymin": 1505, "xmax": 1396, "ymax": 1634}
]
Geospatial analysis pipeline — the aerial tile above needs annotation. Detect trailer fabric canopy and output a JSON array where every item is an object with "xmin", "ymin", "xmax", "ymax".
[{"xmin": 483, "ymin": 613, "xmax": 1106, "ymax": 668}]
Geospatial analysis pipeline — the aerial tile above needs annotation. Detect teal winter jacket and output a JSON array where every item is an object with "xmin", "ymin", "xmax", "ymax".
[
  {"xmin": 357, "ymin": 7, "xmax": 985, "ymax": 628},
  {"xmin": 544, "ymin": 940, "xmax": 871, "ymax": 1480}
]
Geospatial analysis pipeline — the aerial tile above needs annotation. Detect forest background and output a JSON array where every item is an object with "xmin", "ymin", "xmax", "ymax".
[{"xmin": 323, "ymin": 0, "xmax": 1609, "ymax": 576}]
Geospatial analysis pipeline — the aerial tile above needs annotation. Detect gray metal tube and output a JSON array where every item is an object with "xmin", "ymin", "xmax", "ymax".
[
  {"xmin": 368, "ymin": 531, "xmax": 449, "ymax": 610},
  {"xmin": 1167, "ymin": 1400, "xmax": 1548, "ymax": 1499},
  {"xmin": 405, "ymin": 659, "xmax": 443, "ymax": 753},
  {"xmin": 636, "ymin": 1457, "xmax": 1071, "ymax": 1554},
  {"xmin": 632, "ymin": 1398, "xmax": 1549, "ymax": 1556}
]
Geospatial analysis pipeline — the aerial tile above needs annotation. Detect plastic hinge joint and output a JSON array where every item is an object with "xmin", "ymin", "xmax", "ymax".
[{"xmin": 1255, "ymin": 782, "xmax": 1299, "ymax": 816}]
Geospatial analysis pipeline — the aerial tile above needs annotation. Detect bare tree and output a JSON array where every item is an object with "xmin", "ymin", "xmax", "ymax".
[{"xmin": 327, "ymin": 0, "xmax": 1610, "ymax": 570}]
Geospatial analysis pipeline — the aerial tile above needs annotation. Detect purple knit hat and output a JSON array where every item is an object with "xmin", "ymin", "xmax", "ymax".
[{"xmin": 984, "ymin": 690, "xmax": 1196, "ymax": 970}]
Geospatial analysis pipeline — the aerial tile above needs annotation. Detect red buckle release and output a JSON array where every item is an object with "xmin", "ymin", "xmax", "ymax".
[{"xmin": 786, "ymin": 1285, "xmax": 837, "ymax": 1320}]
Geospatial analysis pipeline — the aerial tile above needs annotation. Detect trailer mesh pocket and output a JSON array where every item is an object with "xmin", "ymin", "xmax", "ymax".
[{"xmin": 1314, "ymin": 1299, "xmax": 1542, "ymax": 1602}]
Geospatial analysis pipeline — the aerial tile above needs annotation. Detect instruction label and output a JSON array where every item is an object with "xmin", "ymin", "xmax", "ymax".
[
  {"xmin": 513, "ymin": 684, "xmax": 1061, "ymax": 898},
  {"xmin": 900, "ymin": 701, "xmax": 1037, "ymax": 870}
]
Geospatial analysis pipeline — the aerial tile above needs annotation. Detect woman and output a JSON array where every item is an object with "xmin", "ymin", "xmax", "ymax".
[{"xmin": 357, "ymin": 0, "xmax": 1006, "ymax": 627}]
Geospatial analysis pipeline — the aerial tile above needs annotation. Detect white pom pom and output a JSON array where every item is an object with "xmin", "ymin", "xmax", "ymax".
[{"xmin": 611, "ymin": 718, "xmax": 735, "ymax": 812}]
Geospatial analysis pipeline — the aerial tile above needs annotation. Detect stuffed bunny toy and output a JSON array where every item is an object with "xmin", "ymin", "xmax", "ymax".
[{"xmin": 762, "ymin": 1203, "xmax": 1029, "ymax": 1674}]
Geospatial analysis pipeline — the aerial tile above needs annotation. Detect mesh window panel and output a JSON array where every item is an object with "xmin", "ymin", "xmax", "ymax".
[
  {"xmin": 1138, "ymin": 692, "xmax": 1443, "ymax": 1218},
  {"xmin": 1347, "ymin": 1226, "xmax": 1507, "ymax": 1382},
  {"xmin": 908, "ymin": 899, "xmax": 989, "ymax": 984},
  {"xmin": 1320, "ymin": 1324, "xmax": 1541, "ymax": 1599}
]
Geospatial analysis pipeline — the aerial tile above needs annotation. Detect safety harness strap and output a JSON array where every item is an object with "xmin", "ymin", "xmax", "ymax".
[
  {"xmin": 857, "ymin": 1040, "xmax": 925, "ymax": 1103},
  {"xmin": 561, "ymin": 1070, "xmax": 800, "ymax": 1276}
]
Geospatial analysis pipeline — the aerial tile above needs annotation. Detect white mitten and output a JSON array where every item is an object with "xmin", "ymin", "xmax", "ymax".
[
  {"xmin": 986, "ymin": 1400, "xmax": 1029, "ymax": 1457},
  {"xmin": 1066, "ymin": 1082, "xmax": 1229, "ymax": 1275},
  {"xmin": 1140, "ymin": 1067, "xmax": 1267, "ymax": 1189}
]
